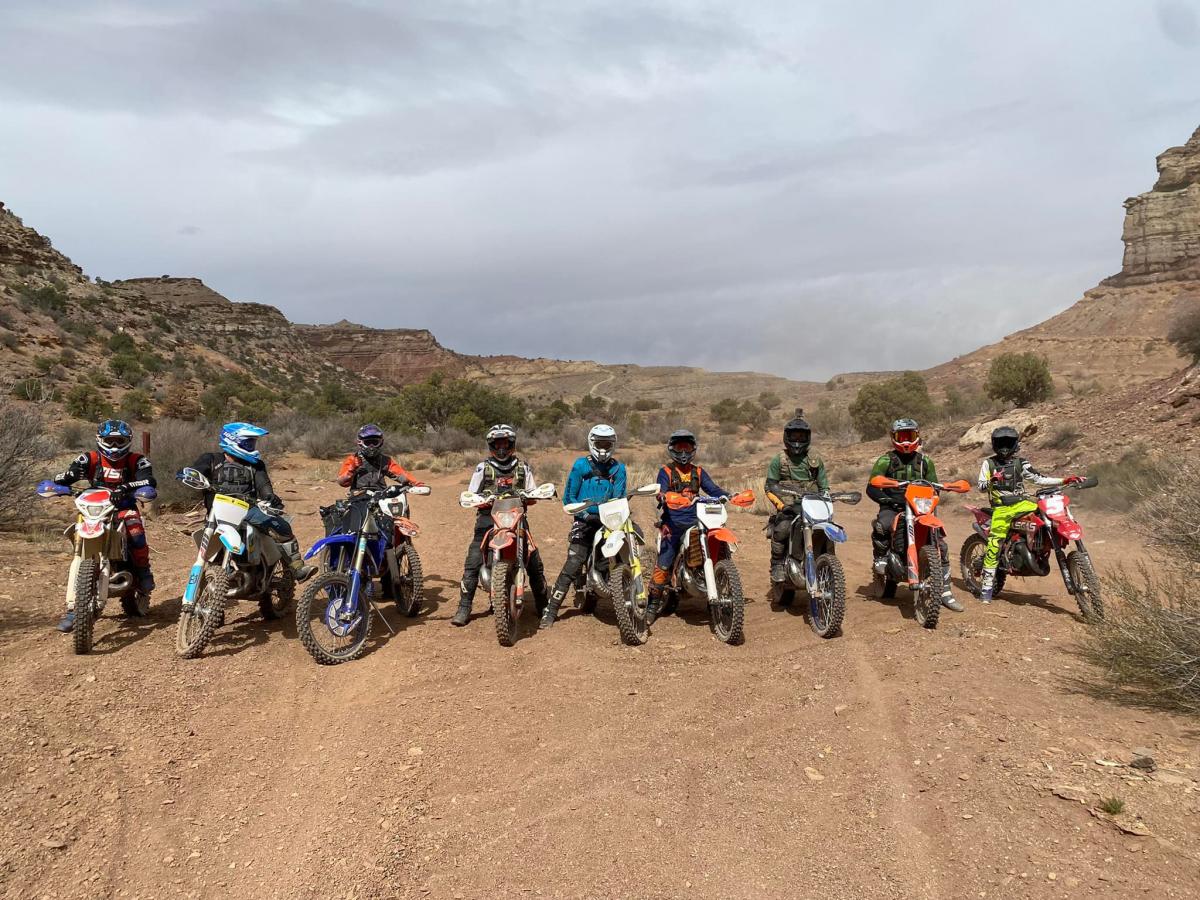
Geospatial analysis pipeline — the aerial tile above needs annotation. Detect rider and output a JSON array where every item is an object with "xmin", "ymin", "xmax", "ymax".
[
  {"xmin": 764, "ymin": 412, "xmax": 829, "ymax": 584},
  {"xmin": 452, "ymin": 424, "xmax": 548, "ymax": 627},
  {"xmin": 866, "ymin": 418, "xmax": 963, "ymax": 612},
  {"xmin": 541, "ymin": 424, "xmax": 626, "ymax": 629},
  {"xmin": 976, "ymin": 425, "xmax": 1083, "ymax": 603},
  {"xmin": 48, "ymin": 419, "xmax": 157, "ymax": 632},
  {"xmin": 647, "ymin": 429, "xmax": 728, "ymax": 624},
  {"xmin": 189, "ymin": 422, "xmax": 317, "ymax": 584},
  {"xmin": 336, "ymin": 424, "xmax": 420, "ymax": 492}
]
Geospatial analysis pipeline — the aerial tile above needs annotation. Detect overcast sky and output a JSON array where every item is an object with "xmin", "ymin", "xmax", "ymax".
[{"xmin": 2, "ymin": 1, "xmax": 1199, "ymax": 380}]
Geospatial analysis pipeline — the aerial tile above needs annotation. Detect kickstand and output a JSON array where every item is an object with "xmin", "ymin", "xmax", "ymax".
[{"xmin": 369, "ymin": 599, "xmax": 397, "ymax": 635}]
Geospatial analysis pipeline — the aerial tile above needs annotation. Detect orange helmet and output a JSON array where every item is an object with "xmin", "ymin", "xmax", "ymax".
[{"xmin": 891, "ymin": 418, "xmax": 921, "ymax": 455}]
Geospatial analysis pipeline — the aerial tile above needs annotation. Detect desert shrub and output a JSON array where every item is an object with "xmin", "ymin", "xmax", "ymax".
[
  {"xmin": 710, "ymin": 398, "xmax": 768, "ymax": 430},
  {"xmin": 757, "ymin": 391, "xmax": 781, "ymax": 410},
  {"xmin": 119, "ymin": 388, "xmax": 155, "ymax": 422},
  {"xmin": 33, "ymin": 356, "xmax": 54, "ymax": 374},
  {"xmin": 200, "ymin": 373, "xmax": 279, "ymax": 421},
  {"xmin": 575, "ymin": 393, "xmax": 608, "ymax": 418},
  {"xmin": 90, "ymin": 370, "xmax": 113, "ymax": 389},
  {"xmin": 1077, "ymin": 445, "xmax": 1167, "ymax": 512},
  {"xmin": 1077, "ymin": 463, "xmax": 1200, "ymax": 715},
  {"xmin": 18, "ymin": 284, "xmax": 68, "ymax": 316},
  {"xmin": 65, "ymin": 383, "xmax": 111, "ymax": 420},
  {"xmin": 140, "ymin": 352, "xmax": 166, "ymax": 375},
  {"xmin": 705, "ymin": 436, "xmax": 740, "ymax": 467},
  {"xmin": 1167, "ymin": 305, "xmax": 1200, "ymax": 363},
  {"xmin": 1, "ymin": 333, "xmax": 19, "ymax": 351},
  {"xmin": 1042, "ymin": 424, "xmax": 1081, "ymax": 450},
  {"xmin": 832, "ymin": 467, "xmax": 859, "ymax": 485},
  {"xmin": 808, "ymin": 399, "xmax": 858, "ymax": 444},
  {"xmin": 160, "ymin": 382, "xmax": 202, "ymax": 420},
  {"xmin": 447, "ymin": 410, "xmax": 486, "ymax": 436},
  {"xmin": 529, "ymin": 399, "xmax": 572, "ymax": 432},
  {"xmin": 421, "ymin": 427, "xmax": 476, "ymax": 455},
  {"xmin": 151, "ymin": 313, "xmax": 174, "ymax": 333},
  {"xmin": 57, "ymin": 348, "xmax": 76, "ymax": 367},
  {"xmin": 109, "ymin": 352, "xmax": 143, "ymax": 385},
  {"xmin": 148, "ymin": 418, "xmax": 212, "ymax": 506},
  {"xmin": 11, "ymin": 377, "xmax": 57, "ymax": 402},
  {"xmin": 293, "ymin": 419, "xmax": 348, "ymax": 460},
  {"xmin": 941, "ymin": 385, "xmax": 994, "ymax": 421},
  {"xmin": 633, "ymin": 398, "xmax": 662, "ymax": 412},
  {"xmin": 849, "ymin": 371, "xmax": 935, "ymax": 440},
  {"xmin": 368, "ymin": 373, "xmax": 524, "ymax": 435},
  {"xmin": 0, "ymin": 403, "xmax": 55, "ymax": 528},
  {"xmin": 59, "ymin": 421, "xmax": 88, "ymax": 448},
  {"xmin": 107, "ymin": 331, "xmax": 135, "ymax": 354},
  {"xmin": 985, "ymin": 352, "xmax": 1053, "ymax": 407}
]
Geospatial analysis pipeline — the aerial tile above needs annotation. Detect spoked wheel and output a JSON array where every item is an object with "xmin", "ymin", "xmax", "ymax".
[
  {"xmin": 609, "ymin": 549, "xmax": 649, "ymax": 646},
  {"xmin": 176, "ymin": 568, "xmax": 227, "ymax": 659},
  {"xmin": 1068, "ymin": 550, "xmax": 1104, "ymax": 621},
  {"xmin": 395, "ymin": 545, "xmax": 424, "ymax": 617},
  {"xmin": 72, "ymin": 559, "xmax": 99, "ymax": 655},
  {"xmin": 809, "ymin": 553, "xmax": 846, "ymax": 639},
  {"xmin": 296, "ymin": 571, "xmax": 372, "ymax": 665},
  {"xmin": 491, "ymin": 560, "xmax": 519, "ymax": 647},
  {"xmin": 260, "ymin": 566, "xmax": 294, "ymax": 620},
  {"xmin": 959, "ymin": 534, "xmax": 1005, "ymax": 599},
  {"xmin": 915, "ymin": 546, "xmax": 942, "ymax": 629},
  {"xmin": 710, "ymin": 558, "xmax": 745, "ymax": 645}
]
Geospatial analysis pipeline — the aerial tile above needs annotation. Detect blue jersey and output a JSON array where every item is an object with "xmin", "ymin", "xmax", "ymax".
[{"xmin": 562, "ymin": 456, "xmax": 626, "ymax": 518}]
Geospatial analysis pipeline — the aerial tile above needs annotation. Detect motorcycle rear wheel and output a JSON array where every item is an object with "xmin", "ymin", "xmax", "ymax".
[
  {"xmin": 296, "ymin": 571, "xmax": 371, "ymax": 665},
  {"xmin": 72, "ymin": 559, "xmax": 99, "ymax": 655},
  {"xmin": 710, "ymin": 558, "xmax": 745, "ymax": 645},
  {"xmin": 809, "ymin": 553, "xmax": 845, "ymax": 639},
  {"xmin": 397, "ymin": 545, "xmax": 424, "ymax": 617},
  {"xmin": 609, "ymin": 556, "xmax": 649, "ymax": 646},
  {"xmin": 491, "ymin": 560, "xmax": 519, "ymax": 647},
  {"xmin": 959, "ymin": 534, "xmax": 1006, "ymax": 599},
  {"xmin": 1067, "ymin": 550, "xmax": 1104, "ymax": 621},
  {"xmin": 915, "ymin": 545, "xmax": 941, "ymax": 629},
  {"xmin": 176, "ymin": 568, "xmax": 227, "ymax": 659},
  {"xmin": 261, "ymin": 566, "xmax": 294, "ymax": 620},
  {"xmin": 120, "ymin": 589, "xmax": 151, "ymax": 618}
]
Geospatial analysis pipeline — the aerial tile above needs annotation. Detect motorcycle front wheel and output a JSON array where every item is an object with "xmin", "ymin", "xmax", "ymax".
[
  {"xmin": 959, "ymin": 534, "xmax": 1006, "ymax": 599},
  {"xmin": 176, "ymin": 567, "xmax": 227, "ymax": 659},
  {"xmin": 490, "ymin": 560, "xmax": 520, "ymax": 647},
  {"xmin": 710, "ymin": 558, "xmax": 745, "ymax": 645},
  {"xmin": 809, "ymin": 553, "xmax": 845, "ymax": 639},
  {"xmin": 296, "ymin": 571, "xmax": 372, "ymax": 665},
  {"xmin": 396, "ymin": 545, "xmax": 424, "ymax": 618},
  {"xmin": 915, "ymin": 545, "xmax": 942, "ymax": 629},
  {"xmin": 1067, "ymin": 550, "xmax": 1104, "ymax": 621},
  {"xmin": 72, "ymin": 559, "xmax": 100, "ymax": 655},
  {"xmin": 609, "ymin": 552, "xmax": 649, "ymax": 646}
]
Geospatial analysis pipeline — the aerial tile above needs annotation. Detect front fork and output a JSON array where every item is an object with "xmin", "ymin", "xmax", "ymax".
[
  {"xmin": 182, "ymin": 526, "xmax": 215, "ymax": 606},
  {"xmin": 1054, "ymin": 536, "xmax": 1086, "ymax": 594},
  {"xmin": 700, "ymin": 529, "xmax": 719, "ymax": 603}
]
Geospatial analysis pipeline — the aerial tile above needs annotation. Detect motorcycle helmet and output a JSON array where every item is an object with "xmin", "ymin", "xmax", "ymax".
[
  {"xmin": 96, "ymin": 419, "xmax": 133, "ymax": 463},
  {"xmin": 990, "ymin": 425, "xmax": 1020, "ymax": 461},
  {"xmin": 891, "ymin": 418, "xmax": 921, "ymax": 455},
  {"xmin": 667, "ymin": 429, "xmax": 697, "ymax": 466},
  {"xmin": 486, "ymin": 423, "xmax": 517, "ymax": 464},
  {"xmin": 220, "ymin": 422, "xmax": 269, "ymax": 464},
  {"xmin": 357, "ymin": 423, "xmax": 384, "ymax": 461},
  {"xmin": 783, "ymin": 412, "xmax": 811, "ymax": 457},
  {"xmin": 588, "ymin": 423, "xmax": 617, "ymax": 463}
]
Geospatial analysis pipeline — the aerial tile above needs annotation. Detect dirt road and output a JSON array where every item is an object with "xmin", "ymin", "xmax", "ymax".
[{"xmin": 2, "ymin": 455, "xmax": 1198, "ymax": 899}]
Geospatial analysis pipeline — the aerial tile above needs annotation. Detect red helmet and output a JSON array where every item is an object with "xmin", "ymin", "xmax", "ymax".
[{"xmin": 891, "ymin": 418, "xmax": 921, "ymax": 455}]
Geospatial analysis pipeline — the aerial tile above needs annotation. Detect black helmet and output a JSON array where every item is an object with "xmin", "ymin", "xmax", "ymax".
[
  {"xmin": 991, "ymin": 426, "xmax": 1020, "ymax": 461},
  {"xmin": 667, "ymin": 429, "xmax": 697, "ymax": 466},
  {"xmin": 356, "ymin": 423, "xmax": 384, "ymax": 461},
  {"xmin": 783, "ymin": 412, "xmax": 811, "ymax": 457}
]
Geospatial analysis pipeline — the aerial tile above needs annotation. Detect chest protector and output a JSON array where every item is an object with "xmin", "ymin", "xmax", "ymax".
[
  {"xmin": 886, "ymin": 451, "xmax": 929, "ymax": 482},
  {"xmin": 662, "ymin": 464, "xmax": 704, "ymax": 497},
  {"xmin": 213, "ymin": 459, "xmax": 258, "ymax": 501},
  {"xmin": 480, "ymin": 458, "xmax": 528, "ymax": 496},
  {"xmin": 986, "ymin": 456, "xmax": 1025, "ymax": 504},
  {"xmin": 352, "ymin": 455, "xmax": 390, "ymax": 492},
  {"xmin": 86, "ymin": 451, "xmax": 144, "ymax": 488}
]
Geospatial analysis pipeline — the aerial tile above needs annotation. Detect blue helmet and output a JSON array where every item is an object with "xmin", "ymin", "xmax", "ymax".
[
  {"xmin": 220, "ymin": 422, "xmax": 268, "ymax": 464},
  {"xmin": 97, "ymin": 419, "xmax": 133, "ymax": 462}
]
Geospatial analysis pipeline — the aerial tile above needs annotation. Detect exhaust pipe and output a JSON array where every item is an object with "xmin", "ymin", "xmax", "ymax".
[{"xmin": 108, "ymin": 571, "xmax": 133, "ymax": 594}]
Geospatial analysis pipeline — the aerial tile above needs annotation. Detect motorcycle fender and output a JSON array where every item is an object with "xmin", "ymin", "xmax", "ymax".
[
  {"xmin": 260, "ymin": 534, "xmax": 283, "ymax": 567},
  {"xmin": 1055, "ymin": 521, "xmax": 1083, "ymax": 541},
  {"xmin": 491, "ymin": 530, "xmax": 515, "ymax": 551},
  {"xmin": 479, "ymin": 564, "xmax": 492, "ymax": 592},
  {"xmin": 813, "ymin": 521, "xmax": 847, "ymax": 543},
  {"xmin": 601, "ymin": 530, "xmax": 624, "ymax": 558},
  {"xmin": 216, "ymin": 523, "xmax": 243, "ymax": 555},
  {"xmin": 916, "ymin": 513, "xmax": 943, "ymax": 530},
  {"xmin": 385, "ymin": 547, "xmax": 401, "ymax": 586},
  {"xmin": 972, "ymin": 522, "xmax": 989, "ymax": 538},
  {"xmin": 708, "ymin": 527, "xmax": 738, "ymax": 545},
  {"xmin": 394, "ymin": 516, "xmax": 419, "ymax": 537},
  {"xmin": 64, "ymin": 556, "xmax": 82, "ymax": 610},
  {"xmin": 77, "ymin": 517, "xmax": 105, "ymax": 540},
  {"xmin": 304, "ymin": 533, "xmax": 355, "ymax": 561}
]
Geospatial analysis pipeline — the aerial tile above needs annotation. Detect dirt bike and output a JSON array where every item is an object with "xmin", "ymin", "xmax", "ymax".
[
  {"xmin": 770, "ymin": 484, "xmax": 862, "ymax": 639},
  {"xmin": 562, "ymin": 483, "xmax": 660, "ymax": 645},
  {"xmin": 658, "ymin": 489, "xmax": 756, "ymax": 645},
  {"xmin": 959, "ymin": 476, "xmax": 1103, "ymax": 620},
  {"xmin": 868, "ymin": 475, "xmax": 970, "ymax": 629},
  {"xmin": 37, "ymin": 480, "xmax": 158, "ymax": 654},
  {"xmin": 297, "ymin": 483, "xmax": 431, "ymax": 665},
  {"xmin": 460, "ymin": 481, "xmax": 557, "ymax": 647},
  {"xmin": 175, "ymin": 468, "xmax": 297, "ymax": 658}
]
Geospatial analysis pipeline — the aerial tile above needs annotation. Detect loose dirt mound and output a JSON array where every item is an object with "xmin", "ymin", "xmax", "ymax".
[{"xmin": 2, "ymin": 454, "xmax": 1198, "ymax": 899}]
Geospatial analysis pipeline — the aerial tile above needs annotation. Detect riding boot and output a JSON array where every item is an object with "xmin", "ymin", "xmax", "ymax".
[
  {"xmin": 769, "ymin": 541, "xmax": 788, "ymax": 584},
  {"xmin": 979, "ymin": 567, "xmax": 996, "ymax": 604},
  {"xmin": 451, "ymin": 589, "xmax": 473, "ymax": 627},
  {"xmin": 132, "ymin": 565, "xmax": 155, "ymax": 595},
  {"xmin": 540, "ymin": 587, "xmax": 566, "ymax": 630},
  {"xmin": 940, "ymin": 568, "xmax": 964, "ymax": 612},
  {"xmin": 871, "ymin": 535, "xmax": 889, "ymax": 575},
  {"xmin": 645, "ymin": 587, "xmax": 663, "ymax": 626},
  {"xmin": 55, "ymin": 610, "xmax": 75, "ymax": 633},
  {"xmin": 281, "ymin": 540, "xmax": 317, "ymax": 583}
]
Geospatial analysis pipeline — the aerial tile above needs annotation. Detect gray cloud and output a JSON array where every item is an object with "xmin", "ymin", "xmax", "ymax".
[{"xmin": 1, "ymin": 1, "xmax": 1199, "ymax": 381}]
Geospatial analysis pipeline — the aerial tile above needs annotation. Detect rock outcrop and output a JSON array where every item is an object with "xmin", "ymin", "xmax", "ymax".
[
  {"xmin": 1107, "ymin": 125, "xmax": 1200, "ymax": 287},
  {"xmin": 296, "ymin": 321, "xmax": 468, "ymax": 386},
  {"xmin": 0, "ymin": 203, "xmax": 84, "ymax": 280}
]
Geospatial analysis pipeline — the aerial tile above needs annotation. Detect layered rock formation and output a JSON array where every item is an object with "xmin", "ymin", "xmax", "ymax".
[
  {"xmin": 296, "ymin": 321, "xmax": 468, "ymax": 386},
  {"xmin": 0, "ymin": 203, "xmax": 84, "ymax": 280}
]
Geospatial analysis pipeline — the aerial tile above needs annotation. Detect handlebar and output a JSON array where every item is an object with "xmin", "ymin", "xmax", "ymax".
[
  {"xmin": 1036, "ymin": 475, "xmax": 1098, "ymax": 496},
  {"xmin": 776, "ymin": 488, "xmax": 862, "ymax": 505},
  {"xmin": 868, "ymin": 476, "xmax": 970, "ymax": 494}
]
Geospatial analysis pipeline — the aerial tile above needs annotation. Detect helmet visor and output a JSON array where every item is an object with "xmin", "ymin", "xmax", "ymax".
[
  {"xmin": 234, "ymin": 435, "xmax": 259, "ymax": 454},
  {"xmin": 490, "ymin": 437, "xmax": 513, "ymax": 457},
  {"xmin": 785, "ymin": 428, "xmax": 810, "ymax": 443},
  {"xmin": 893, "ymin": 429, "xmax": 919, "ymax": 445},
  {"xmin": 592, "ymin": 438, "xmax": 615, "ymax": 452},
  {"xmin": 358, "ymin": 434, "xmax": 383, "ymax": 449},
  {"xmin": 99, "ymin": 434, "xmax": 132, "ymax": 453},
  {"xmin": 993, "ymin": 435, "xmax": 1018, "ymax": 454}
]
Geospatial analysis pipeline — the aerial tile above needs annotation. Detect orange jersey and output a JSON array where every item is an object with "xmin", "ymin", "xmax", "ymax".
[{"xmin": 336, "ymin": 454, "xmax": 416, "ymax": 489}]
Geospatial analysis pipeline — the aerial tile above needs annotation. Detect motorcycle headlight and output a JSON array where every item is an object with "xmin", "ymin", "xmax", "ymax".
[
  {"xmin": 494, "ymin": 509, "xmax": 520, "ymax": 529},
  {"xmin": 601, "ymin": 510, "xmax": 626, "ymax": 531},
  {"xmin": 912, "ymin": 497, "xmax": 934, "ymax": 515}
]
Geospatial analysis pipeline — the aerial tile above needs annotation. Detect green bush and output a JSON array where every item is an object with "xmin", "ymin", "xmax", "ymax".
[
  {"xmin": 529, "ymin": 399, "xmax": 572, "ymax": 431},
  {"xmin": 848, "ymin": 371, "xmax": 935, "ymax": 440},
  {"xmin": 757, "ymin": 391, "xmax": 781, "ymax": 410},
  {"xmin": 107, "ymin": 332, "xmax": 135, "ymax": 353},
  {"xmin": 633, "ymin": 398, "xmax": 661, "ymax": 412},
  {"xmin": 985, "ymin": 352, "xmax": 1053, "ymax": 407},
  {"xmin": 710, "ymin": 398, "xmax": 768, "ymax": 429},
  {"xmin": 65, "ymin": 384, "xmax": 111, "ymax": 420},
  {"xmin": 575, "ymin": 393, "xmax": 608, "ymax": 418},
  {"xmin": 11, "ymin": 377, "xmax": 56, "ymax": 402},
  {"xmin": 1167, "ymin": 306, "xmax": 1200, "ymax": 364},
  {"xmin": 200, "ymin": 373, "xmax": 279, "ymax": 422},
  {"xmin": 941, "ymin": 385, "xmax": 993, "ymax": 421},
  {"xmin": 18, "ymin": 284, "xmax": 68, "ymax": 316},
  {"xmin": 0, "ymin": 403, "xmax": 55, "ymax": 528},
  {"xmin": 109, "ymin": 352, "xmax": 143, "ymax": 385},
  {"xmin": 119, "ymin": 389, "xmax": 155, "ymax": 422},
  {"xmin": 33, "ymin": 356, "xmax": 54, "ymax": 374},
  {"xmin": 367, "ymin": 373, "xmax": 524, "ymax": 435}
]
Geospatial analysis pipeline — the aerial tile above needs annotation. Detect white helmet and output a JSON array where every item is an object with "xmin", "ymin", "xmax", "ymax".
[
  {"xmin": 588, "ymin": 423, "xmax": 617, "ymax": 462},
  {"xmin": 486, "ymin": 423, "xmax": 517, "ymax": 461}
]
